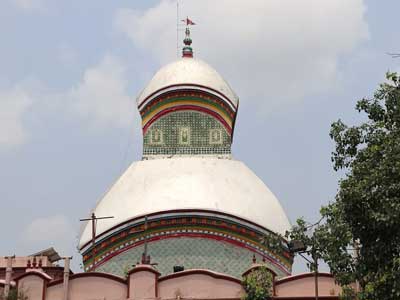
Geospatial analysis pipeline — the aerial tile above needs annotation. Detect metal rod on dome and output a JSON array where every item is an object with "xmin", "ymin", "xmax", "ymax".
[
  {"xmin": 176, "ymin": 1, "xmax": 179, "ymax": 58},
  {"xmin": 80, "ymin": 213, "xmax": 114, "ymax": 271},
  {"xmin": 141, "ymin": 216, "xmax": 150, "ymax": 264}
]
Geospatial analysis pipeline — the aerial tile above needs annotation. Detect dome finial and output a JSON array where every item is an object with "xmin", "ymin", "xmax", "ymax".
[{"xmin": 181, "ymin": 17, "xmax": 195, "ymax": 58}]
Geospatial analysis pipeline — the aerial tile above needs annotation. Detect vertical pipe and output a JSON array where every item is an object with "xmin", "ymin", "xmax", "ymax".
[
  {"xmin": 4, "ymin": 256, "xmax": 13, "ymax": 297},
  {"xmin": 314, "ymin": 254, "xmax": 319, "ymax": 300},
  {"xmin": 63, "ymin": 257, "xmax": 71, "ymax": 300},
  {"xmin": 91, "ymin": 213, "xmax": 96, "ymax": 271},
  {"xmin": 176, "ymin": 1, "xmax": 179, "ymax": 57},
  {"xmin": 144, "ymin": 216, "xmax": 148, "ymax": 263}
]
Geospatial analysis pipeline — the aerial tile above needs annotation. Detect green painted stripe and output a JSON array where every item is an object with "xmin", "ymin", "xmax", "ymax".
[
  {"xmin": 141, "ymin": 96, "xmax": 235, "ymax": 120},
  {"xmin": 84, "ymin": 224, "xmax": 292, "ymax": 267}
]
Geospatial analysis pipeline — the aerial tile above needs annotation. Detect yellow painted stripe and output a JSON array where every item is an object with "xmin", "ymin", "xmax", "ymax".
[{"xmin": 142, "ymin": 100, "xmax": 233, "ymax": 127}]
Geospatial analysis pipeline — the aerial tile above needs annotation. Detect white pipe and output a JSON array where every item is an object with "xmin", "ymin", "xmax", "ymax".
[
  {"xmin": 4, "ymin": 256, "xmax": 13, "ymax": 297},
  {"xmin": 63, "ymin": 257, "xmax": 71, "ymax": 300}
]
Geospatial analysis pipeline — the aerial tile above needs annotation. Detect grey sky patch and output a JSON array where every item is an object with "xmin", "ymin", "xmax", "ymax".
[
  {"xmin": 0, "ymin": 85, "xmax": 33, "ymax": 147},
  {"xmin": 11, "ymin": 0, "xmax": 46, "ymax": 12}
]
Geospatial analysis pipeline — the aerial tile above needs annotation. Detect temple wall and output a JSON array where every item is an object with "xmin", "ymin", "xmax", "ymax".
[
  {"xmin": 128, "ymin": 267, "xmax": 158, "ymax": 300},
  {"xmin": 158, "ymin": 271, "xmax": 243, "ymax": 299},
  {"xmin": 0, "ymin": 257, "xmax": 51, "ymax": 268},
  {"xmin": 47, "ymin": 274, "xmax": 127, "ymax": 300},
  {"xmin": 46, "ymin": 283, "xmax": 63, "ymax": 299},
  {"xmin": 275, "ymin": 273, "xmax": 342, "ymax": 297},
  {"xmin": 17, "ymin": 274, "xmax": 46, "ymax": 300},
  {"xmin": 9, "ymin": 268, "xmax": 345, "ymax": 300}
]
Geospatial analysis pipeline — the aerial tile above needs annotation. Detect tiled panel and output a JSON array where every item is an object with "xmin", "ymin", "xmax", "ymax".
[
  {"xmin": 96, "ymin": 237, "xmax": 285, "ymax": 278},
  {"xmin": 143, "ymin": 111, "xmax": 231, "ymax": 156}
]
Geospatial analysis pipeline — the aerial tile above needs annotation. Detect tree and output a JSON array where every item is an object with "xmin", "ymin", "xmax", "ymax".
[
  {"xmin": 242, "ymin": 266, "xmax": 273, "ymax": 300},
  {"xmin": 0, "ymin": 289, "xmax": 28, "ymax": 300},
  {"xmin": 261, "ymin": 72, "xmax": 400, "ymax": 299},
  {"xmin": 320, "ymin": 72, "xmax": 400, "ymax": 299}
]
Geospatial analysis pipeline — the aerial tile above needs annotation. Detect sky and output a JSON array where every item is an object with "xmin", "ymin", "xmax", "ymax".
[{"xmin": 0, "ymin": 0, "xmax": 399, "ymax": 273}]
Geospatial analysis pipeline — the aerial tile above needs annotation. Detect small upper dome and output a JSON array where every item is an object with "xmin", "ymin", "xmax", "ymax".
[{"xmin": 136, "ymin": 58, "xmax": 239, "ymax": 108}]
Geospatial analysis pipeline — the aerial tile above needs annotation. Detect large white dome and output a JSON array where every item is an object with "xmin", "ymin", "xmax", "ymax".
[
  {"xmin": 79, "ymin": 157, "xmax": 291, "ymax": 248},
  {"xmin": 137, "ymin": 58, "xmax": 239, "ymax": 107}
]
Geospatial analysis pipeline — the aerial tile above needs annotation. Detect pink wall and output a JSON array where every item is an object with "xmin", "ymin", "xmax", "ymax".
[
  {"xmin": 128, "ymin": 267, "xmax": 158, "ymax": 299},
  {"xmin": 17, "ymin": 274, "xmax": 45, "ymax": 300},
  {"xmin": 46, "ymin": 283, "xmax": 63, "ymax": 299},
  {"xmin": 0, "ymin": 257, "xmax": 52, "ymax": 268},
  {"xmin": 158, "ymin": 271, "xmax": 243, "ymax": 299},
  {"xmin": 275, "ymin": 273, "xmax": 342, "ymax": 297},
  {"xmin": 47, "ymin": 275, "xmax": 127, "ymax": 300},
  {"xmin": 10, "ymin": 267, "xmax": 346, "ymax": 300}
]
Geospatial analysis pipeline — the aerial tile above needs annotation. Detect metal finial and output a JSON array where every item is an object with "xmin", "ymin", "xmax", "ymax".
[{"xmin": 181, "ymin": 17, "xmax": 195, "ymax": 58}]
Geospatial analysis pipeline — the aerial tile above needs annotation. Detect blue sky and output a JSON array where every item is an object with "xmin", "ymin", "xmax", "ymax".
[{"xmin": 0, "ymin": 0, "xmax": 399, "ymax": 273}]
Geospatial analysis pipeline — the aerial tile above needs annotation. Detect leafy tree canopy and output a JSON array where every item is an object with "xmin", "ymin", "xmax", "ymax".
[
  {"xmin": 242, "ymin": 266, "xmax": 273, "ymax": 300},
  {"xmin": 325, "ymin": 72, "xmax": 400, "ymax": 299},
  {"xmin": 263, "ymin": 72, "xmax": 400, "ymax": 300}
]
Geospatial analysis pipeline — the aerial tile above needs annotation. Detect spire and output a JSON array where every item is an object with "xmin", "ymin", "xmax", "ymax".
[{"xmin": 182, "ymin": 17, "xmax": 195, "ymax": 58}]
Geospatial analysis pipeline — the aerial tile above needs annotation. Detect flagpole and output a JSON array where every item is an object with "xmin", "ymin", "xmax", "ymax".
[{"xmin": 176, "ymin": 0, "xmax": 179, "ymax": 58}]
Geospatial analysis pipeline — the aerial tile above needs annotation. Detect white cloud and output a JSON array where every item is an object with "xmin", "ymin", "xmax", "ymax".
[
  {"xmin": 0, "ymin": 87, "xmax": 33, "ymax": 147},
  {"xmin": 0, "ymin": 55, "xmax": 136, "ymax": 150},
  {"xmin": 115, "ymin": 0, "xmax": 368, "ymax": 112},
  {"xmin": 23, "ymin": 215, "xmax": 74, "ymax": 244},
  {"xmin": 69, "ymin": 55, "xmax": 135, "ymax": 128},
  {"xmin": 20, "ymin": 215, "xmax": 77, "ymax": 258},
  {"xmin": 12, "ymin": 0, "xmax": 45, "ymax": 12}
]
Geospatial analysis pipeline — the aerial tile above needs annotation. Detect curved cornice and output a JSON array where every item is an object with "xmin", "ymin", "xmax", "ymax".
[{"xmin": 158, "ymin": 269, "xmax": 242, "ymax": 284}]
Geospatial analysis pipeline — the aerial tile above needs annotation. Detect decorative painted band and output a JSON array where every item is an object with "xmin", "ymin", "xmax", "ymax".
[
  {"xmin": 84, "ymin": 231, "xmax": 292, "ymax": 276},
  {"xmin": 137, "ymin": 84, "xmax": 238, "ymax": 111},
  {"xmin": 140, "ymin": 90, "xmax": 235, "ymax": 116},
  {"xmin": 142, "ymin": 105, "xmax": 233, "ymax": 135},
  {"xmin": 82, "ymin": 213, "xmax": 293, "ymax": 274},
  {"xmin": 81, "ymin": 215, "xmax": 285, "ymax": 258},
  {"xmin": 139, "ymin": 91, "xmax": 236, "ymax": 135},
  {"xmin": 140, "ymin": 97, "xmax": 235, "ymax": 127},
  {"xmin": 80, "ymin": 209, "xmax": 288, "ymax": 251}
]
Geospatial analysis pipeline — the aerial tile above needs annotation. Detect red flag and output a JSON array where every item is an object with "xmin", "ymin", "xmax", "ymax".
[{"xmin": 181, "ymin": 17, "xmax": 195, "ymax": 26}]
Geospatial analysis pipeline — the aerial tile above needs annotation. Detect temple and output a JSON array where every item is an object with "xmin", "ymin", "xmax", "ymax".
[
  {"xmin": 79, "ymin": 24, "xmax": 292, "ymax": 278},
  {"xmin": 1, "ymin": 23, "xmax": 347, "ymax": 300}
]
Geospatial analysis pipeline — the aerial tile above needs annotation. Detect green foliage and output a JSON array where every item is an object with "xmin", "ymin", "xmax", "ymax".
[
  {"xmin": 0, "ymin": 289, "xmax": 28, "ymax": 300},
  {"xmin": 322, "ymin": 72, "xmax": 400, "ymax": 299},
  {"xmin": 339, "ymin": 285, "xmax": 358, "ymax": 300},
  {"xmin": 259, "ymin": 231, "xmax": 287, "ymax": 257},
  {"xmin": 260, "ymin": 72, "xmax": 400, "ymax": 299},
  {"xmin": 285, "ymin": 218, "xmax": 324, "ymax": 271},
  {"xmin": 242, "ymin": 266, "xmax": 273, "ymax": 300}
]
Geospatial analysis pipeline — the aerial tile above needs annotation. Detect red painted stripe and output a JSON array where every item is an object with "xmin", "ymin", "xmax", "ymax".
[
  {"xmin": 80, "ymin": 209, "xmax": 288, "ymax": 251},
  {"xmin": 142, "ymin": 105, "xmax": 232, "ymax": 135},
  {"xmin": 140, "ymin": 90, "xmax": 236, "ymax": 117},
  {"xmin": 138, "ymin": 84, "xmax": 238, "ymax": 111}
]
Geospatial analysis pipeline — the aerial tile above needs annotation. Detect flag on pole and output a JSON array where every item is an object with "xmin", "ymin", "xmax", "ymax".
[{"xmin": 181, "ymin": 17, "xmax": 195, "ymax": 26}]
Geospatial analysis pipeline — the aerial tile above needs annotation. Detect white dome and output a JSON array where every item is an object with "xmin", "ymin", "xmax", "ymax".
[
  {"xmin": 137, "ymin": 58, "xmax": 239, "ymax": 107},
  {"xmin": 79, "ymin": 157, "xmax": 291, "ymax": 248}
]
